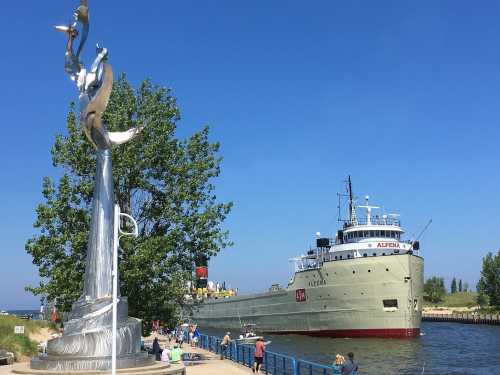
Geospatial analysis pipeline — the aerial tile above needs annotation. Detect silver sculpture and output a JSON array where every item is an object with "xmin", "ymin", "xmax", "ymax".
[{"xmin": 31, "ymin": 1, "xmax": 150, "ymax": 370}]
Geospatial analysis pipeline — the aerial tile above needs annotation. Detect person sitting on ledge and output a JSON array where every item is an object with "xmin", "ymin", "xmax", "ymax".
[{"xmin": 170, "ymin": 344, "xmax": 183, "ymax": 364}]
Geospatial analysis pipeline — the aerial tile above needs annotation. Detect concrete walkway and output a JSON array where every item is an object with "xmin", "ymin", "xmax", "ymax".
[
  {"xmin": 0, "ymin": 342, "xmax": 252, "ymax": 375},
  {"xmin": 182, "ymin": 345, "xmax": 252, "ymax": 375},
  {"xmin": 0, "ymin": 347, "xmax": 252, "ymax": 375}
]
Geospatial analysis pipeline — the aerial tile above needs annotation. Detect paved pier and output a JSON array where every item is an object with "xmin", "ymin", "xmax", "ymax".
[
  {"xmin": 182, "ymin": 345, "xmax": 251, "ymax": 375},
  {"xmin": 0, "ymin": 347, "xmax": 250, "ymax": 375},
  {"xmin": 422, "ymin": 312, "xmax": 500, "ymax": 326}
]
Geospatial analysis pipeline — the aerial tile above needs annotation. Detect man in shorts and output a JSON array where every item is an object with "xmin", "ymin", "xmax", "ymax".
[
  {"xmin": 253, "ymin": 338, "xmax": 265, "ymax": 373},
  {"xmin": 220, "ymin": 332, "xmax": 231, "ymax": 359}
]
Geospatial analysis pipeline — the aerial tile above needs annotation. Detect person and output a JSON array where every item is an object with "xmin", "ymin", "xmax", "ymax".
[
  {"xmin": 170, "ymin": 344, "xmax": 183, "ymax": 364},
  {"xmin": 176, "ymin": 330, "xmax": 184, "ymax": 348},
  {"xmin": 189, "ymin": 330, "xmax": 194, "ymax": 347},
  {"xmin": 220, "ymin": 332, "xmax": 231, "ymax": 360},
  {"xmin": 253, "ymin": 338, "xmax": 265, "ymax": 373},
  {"xmin": 161, "ymin": 345, "xmax": 171, "ymax": 364},
  {"xmin": 341, "ymin": 352, "xmax": 358, "ymax": 375},
  {"xmin": 152, "ymin": 337, "xmax": 161, "ymax": 361},
  {"xmin": 332, "ymin": 354, "xmax": 344, "ymax": 374},
  {"xmin": 192, "ymin": 328, "xmax": 200, "ymax": 347}
]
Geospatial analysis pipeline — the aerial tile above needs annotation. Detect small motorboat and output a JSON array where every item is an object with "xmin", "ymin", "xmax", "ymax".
[{"xmin": 236, "ymin": 324, "xmax": 264, "ymax": 345}]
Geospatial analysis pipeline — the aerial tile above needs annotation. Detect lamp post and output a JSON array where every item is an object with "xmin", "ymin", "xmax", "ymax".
[{"xmin": 112, "ymin": 204, "xmax": 139, "ymax": 375}]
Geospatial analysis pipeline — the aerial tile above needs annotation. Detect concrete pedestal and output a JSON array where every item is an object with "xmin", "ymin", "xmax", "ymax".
[{"xmin": 12, "ymin": 362, "xmax": 185, "ymax": 375}]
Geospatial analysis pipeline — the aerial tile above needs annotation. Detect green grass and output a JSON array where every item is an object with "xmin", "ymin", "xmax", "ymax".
[
  {"xmin": 424, "ymin": 292, "xmax": 478, "ymax": 308},
  {"xmin": 0, "ymin": 316, "xmax": 51, "ymax": 360}
]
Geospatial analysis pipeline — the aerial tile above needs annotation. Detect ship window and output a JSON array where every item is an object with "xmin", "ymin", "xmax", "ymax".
[
  {"xmin": 375, "ymin": 230, "xmax": 380, "ymax": 237},
  {"xmin": 370, "ymin": 230, "xmax": 375, "ymax": 237},
  {"xmin": 364, "ymin": 231, "xmax": 369, "ymax": 237},
  {"xmin": 383, "ymin": 299, "xmax": 398, "ymax": 308},
  {"xmin": 380, "ymin": 230, "xmax": 385, "ymax": 237},
  {"xmin": 339, "ymin": 255, "xmax": 343, "ymax": 260},
  {"xmin": 390, "ymin": 231, "xmax": 395, "ymax": 238},
  {"xmin": 334, "ymin": 256, "xmax": 338, "ymax": 260},
  {"xmin": 363, "ymin": 253, "xmax": 367, "ymax": 257},
  {"xmin": 372, "ymin": 253, "xmax": 376, "ymax": 256},
  {"xmin": 382, "ymin": 253, "xmax": 386, "ymax": 256}
]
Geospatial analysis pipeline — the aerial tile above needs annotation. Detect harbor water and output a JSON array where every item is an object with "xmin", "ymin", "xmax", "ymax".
[{"xmin": 201, "ymin": 322, "xmax": 500, "ymax": 375}]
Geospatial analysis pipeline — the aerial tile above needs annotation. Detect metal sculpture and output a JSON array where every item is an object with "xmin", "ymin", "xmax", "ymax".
[{"xmin": 31, "ymin": 1, "xmax": 151, "ymax": 370}]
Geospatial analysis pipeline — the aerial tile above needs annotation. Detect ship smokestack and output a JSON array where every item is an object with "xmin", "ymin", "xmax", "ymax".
[{"xmin": 195, "ymin": 254, "xmax": 208, "ymax": 291}]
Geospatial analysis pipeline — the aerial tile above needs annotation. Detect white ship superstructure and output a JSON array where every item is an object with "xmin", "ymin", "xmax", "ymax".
[{"xmin": 192, "ymin": 177, "xmax": 424, "ymax": 338}]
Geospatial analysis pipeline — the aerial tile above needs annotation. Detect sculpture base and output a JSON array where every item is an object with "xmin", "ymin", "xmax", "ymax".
[
  {"xmin": 30, "ymin": 351, "xmax": 153, "ymax": 371},
  {"xmin": 14, "ymin": 361, "xmax": 185, "ymax": 375},
  {"xmin": 31, "ymin": 297, "xmax": 145, "ymax": 371}
]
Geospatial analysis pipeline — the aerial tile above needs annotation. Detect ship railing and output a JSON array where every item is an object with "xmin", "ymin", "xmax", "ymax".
[
  {"xmin": 199, "ymin": 334, "xmax": 335, "ymax": 375},
  {"xmin": 344, "ymin": 217, "xmax": 401, "ymax": 227}
]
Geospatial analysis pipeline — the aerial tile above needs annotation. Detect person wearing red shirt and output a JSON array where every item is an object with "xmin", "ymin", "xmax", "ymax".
[{"xmin": 253, "ymin": 338, "xmax": 265, "ymax": 373}]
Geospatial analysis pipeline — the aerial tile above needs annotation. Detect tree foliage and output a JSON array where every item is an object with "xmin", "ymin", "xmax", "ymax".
[
  {"xmin": 458, "ymin": 279, "xmax": 462, "ymax": 292},
  {"xmin": 476, "ymin": 250, "xmax": 500, "ymax": 308},
  {"xmin": 451, "ymin": 278, "xmax": 457, "ymax": 294},
  {"xmin": 25, "ymin": 76, "xmax": 233, "ymax": 331},
  {"xmin": 424, "ymin": 276, "xmax": 446, "ymax": 303}
]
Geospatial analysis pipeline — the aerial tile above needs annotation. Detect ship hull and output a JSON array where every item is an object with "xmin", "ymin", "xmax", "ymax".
[{"xmin": 192, "ymin": 254, "xmax": 423, "ymax": 338}]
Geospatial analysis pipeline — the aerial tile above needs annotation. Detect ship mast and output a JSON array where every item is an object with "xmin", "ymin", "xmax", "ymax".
[{"xmin": 348, "ymin": 176, "xmax": 357, "ymax": 225}]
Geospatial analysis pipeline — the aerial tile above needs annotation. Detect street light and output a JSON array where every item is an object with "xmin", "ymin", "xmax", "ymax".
[{"xmin": 112, "ymin": 204, "xmax": 139, "ymax": 375}]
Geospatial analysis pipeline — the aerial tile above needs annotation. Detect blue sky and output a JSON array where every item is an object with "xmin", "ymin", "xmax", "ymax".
[{"xmin": 1, "ymin": 1, "xmax": 499, "ymax": 309}]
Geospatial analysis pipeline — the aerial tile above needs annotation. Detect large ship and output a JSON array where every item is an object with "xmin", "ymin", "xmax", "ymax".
[{"xmin": 192, "ymin": 178, "xmax": 424, "ymax": 338}]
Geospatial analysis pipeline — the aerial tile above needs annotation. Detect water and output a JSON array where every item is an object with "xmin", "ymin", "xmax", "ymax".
[
  {"xmin": 201, "ymin": 322, "xmax": 500, "ymax": 375},
  {"xmin": 5, "ymin": 309, "xmax": 42, "ymax": 319}
]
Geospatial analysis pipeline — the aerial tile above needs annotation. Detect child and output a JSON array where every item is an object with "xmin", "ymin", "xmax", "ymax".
[{"xmin": 332, "ymin": 354, "xmax": 344, "ymax": 374}]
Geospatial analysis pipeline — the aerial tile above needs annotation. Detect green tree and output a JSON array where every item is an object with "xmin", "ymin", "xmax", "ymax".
[
  {"xmin": 451, "ymin": 277, "xmax": 457, "ymax": 294},
  {"xmin": 476, "ymin": 293, "xmax": 489, "ymax": 308},
  {"xmin": 476, "ymin": 250, "xmax": 500, "ymax": 308},
  {"xmin": 458, "ymin": 279, "xmax": 462, "ymax": 292},
  {"xmin": 25, "ymin": 76, "xmax": 233, "ymax": 331},
  {"xmin": 424, "ymin": 276, "xmax": 446, "ymax": 303}
]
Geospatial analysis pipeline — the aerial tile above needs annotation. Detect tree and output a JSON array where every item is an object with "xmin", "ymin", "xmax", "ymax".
[
  {"xmin": 476, "ymin": 250, "xmax": 500, "ymax": 308},
  {"xmin": 424, "ymin": 276, "xmax": 446, "ymax": 303},
  {"xmin": 458, "ymin": 279, "xmax": 462, "ymax": 292},
  {"xmin": 25, "ymin": 76, "xmax": 233, "ymax": 331},
  {"xmin": 476, "ymin": 293, "xmax": 489, "ymax": 308},
  {"xmin": 451, "ymin": 278, "xmax": 457, "ymax": 294},
  {"xmin": 463, "ymin": 282, "xmax": 469, "ymax": 292}
]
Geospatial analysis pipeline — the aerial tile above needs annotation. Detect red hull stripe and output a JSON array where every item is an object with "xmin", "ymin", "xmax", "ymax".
[{"xmin": 268, "ymin": 328, "xmax": 420, "ymax": 338}]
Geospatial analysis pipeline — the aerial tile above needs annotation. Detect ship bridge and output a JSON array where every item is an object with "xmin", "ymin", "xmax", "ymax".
[{"xmin": 291, "ymin": 191, "xmax": 420, "ymax": 273}]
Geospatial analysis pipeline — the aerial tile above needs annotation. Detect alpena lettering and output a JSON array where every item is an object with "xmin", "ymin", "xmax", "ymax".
[{"xmin": 377, "ymin": 242, "xmax": 400, "ymax": 248}]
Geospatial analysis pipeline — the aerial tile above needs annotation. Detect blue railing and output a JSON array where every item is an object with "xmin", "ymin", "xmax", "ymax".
[{"xmin": 198, "ymin": 334, "xmax": 334, "ymax": 375}]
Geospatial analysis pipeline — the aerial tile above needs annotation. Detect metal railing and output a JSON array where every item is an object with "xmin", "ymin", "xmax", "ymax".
[
  {"xmin": 344, "ymin": 217, "xmax": 401, "ymax": 227},
  {"xmin": 199, "ymin": 334, "xmax": 334, "ymax": 375}
]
